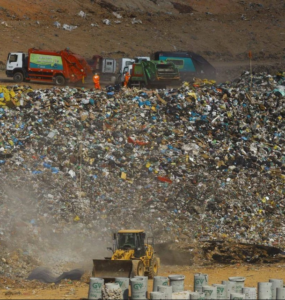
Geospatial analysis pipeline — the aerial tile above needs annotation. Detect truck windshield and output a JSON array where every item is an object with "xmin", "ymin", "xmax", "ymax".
[
  {"xmin": 157, "ymin": 63, "xmax": 174, "ymax": 69},
  {"xmin": 117, "ymin": 233, "xmax": 136, "ymax": 249}
]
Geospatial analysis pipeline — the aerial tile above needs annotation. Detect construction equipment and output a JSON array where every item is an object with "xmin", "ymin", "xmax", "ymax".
[
  {"xmin": 93, "ymin": 230, "xmax": 160, "ymax": 281},
  {"xmin": 128, "ymin": 60, "xmax": 180, "ymax": 88},
  {"xmin": 6, "ymin": 48, "xmax": 92, "ymax": 85}
]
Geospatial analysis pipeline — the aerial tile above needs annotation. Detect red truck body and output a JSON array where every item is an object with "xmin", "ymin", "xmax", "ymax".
[{"xmin": 27, "ymin": 48, "xmax": 92, "ymax": 84}]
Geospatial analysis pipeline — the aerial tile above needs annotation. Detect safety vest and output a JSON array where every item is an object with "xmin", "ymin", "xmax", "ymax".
[
  {"xmin": 125, "ymin": 73, "xmax": 130, "ymax": 81},
  {"xmin": 93, "ymin": 75, "xmax": 100, "ymax": 83}
]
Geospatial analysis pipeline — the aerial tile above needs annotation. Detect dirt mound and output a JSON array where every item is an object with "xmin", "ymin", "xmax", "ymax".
[
  {"xmin": 27, "ymin": 267, "xmax": 56, "ymax": 283},
  {"xmin": 27, "ymin": 267, "xmax": 84, "ymax": 284}
]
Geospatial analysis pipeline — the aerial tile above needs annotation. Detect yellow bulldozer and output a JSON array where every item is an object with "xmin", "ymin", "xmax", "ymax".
[{"xmin": 93, "ymin": 230, "xmax": 160, "ymax": 280}]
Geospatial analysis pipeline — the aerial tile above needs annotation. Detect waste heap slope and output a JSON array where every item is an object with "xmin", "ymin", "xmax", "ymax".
[{"xmin": 0, "ymin": 71, "xmax": 285, "ymax": 277}]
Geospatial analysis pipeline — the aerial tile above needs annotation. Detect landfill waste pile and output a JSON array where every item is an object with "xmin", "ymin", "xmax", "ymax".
[
  {"xmin": 0, "ymin": 86, "xmax": 21, "ymax": 107},
  {"xmin": 0, "ymin": 71, "xmax": 285, "ymax": 278}
]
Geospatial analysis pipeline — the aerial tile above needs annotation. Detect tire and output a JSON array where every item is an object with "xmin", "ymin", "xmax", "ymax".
[
  {"xmin": 13, "ymin": 72, "xmax": 24, "ymax": 83},
  {"xmin": 54, "ymin": 75, "xmax": 65, "ymax": 86},
  {"xmin": 132, "ymin": 260, "xmax": 145, "ymax": 277},
  {"xmin": 148, "ymin": 256, "xmax": 159, "ymax": 279}
]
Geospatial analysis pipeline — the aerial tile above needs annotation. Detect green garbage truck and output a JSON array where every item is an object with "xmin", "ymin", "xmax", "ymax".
[{"xmin": 128, "ymin": 60, "xmax": 180, "ymax": 88}]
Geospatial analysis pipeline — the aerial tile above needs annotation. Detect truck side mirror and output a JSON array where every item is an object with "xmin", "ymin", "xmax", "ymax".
[{"xmin": 113, "ymin": 233, "xmax": 117, "ymax": 240}]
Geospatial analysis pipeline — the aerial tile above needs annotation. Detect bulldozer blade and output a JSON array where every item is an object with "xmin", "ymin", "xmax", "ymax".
[{"xmin": 92, "ymin": 259, "xmax": 133, "ymax": 280}]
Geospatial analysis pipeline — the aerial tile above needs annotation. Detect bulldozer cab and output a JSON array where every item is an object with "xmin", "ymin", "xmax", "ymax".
[{"xmin": 117, "ymin": 230, "xmax": 145, "ymax": 258}]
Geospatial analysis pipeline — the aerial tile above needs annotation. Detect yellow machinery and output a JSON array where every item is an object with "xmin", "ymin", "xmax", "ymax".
[{"xmin": 93, "ymin": 230, "xmax": 160, "ymax": 280}]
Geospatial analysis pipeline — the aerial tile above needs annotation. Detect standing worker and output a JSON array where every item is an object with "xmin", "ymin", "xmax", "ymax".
[
  {"xmin": 124, "ymin": 71, "xmax": 130, "ymax": 88},
  {"xmin": 93, "ymin": 73, "xmax": 101, "ymax": 90}
]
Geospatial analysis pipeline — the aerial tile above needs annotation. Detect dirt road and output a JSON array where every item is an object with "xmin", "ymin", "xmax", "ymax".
[
  {"xmin": 1, "ymin": 263, "xmax": 284, "ymax": 299},
  {"xmin": 0, "ymin": 59, "xmax": 282, "ymax": 90}
]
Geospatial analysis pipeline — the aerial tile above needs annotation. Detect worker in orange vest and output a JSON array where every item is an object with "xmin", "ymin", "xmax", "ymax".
[
  {"xmin": 93, "ymin": 73, "xmax": 101, "ymax": 90},
  {"xmin": 124, "ymin": 71, "xmax": 130, "ymax": 87}
]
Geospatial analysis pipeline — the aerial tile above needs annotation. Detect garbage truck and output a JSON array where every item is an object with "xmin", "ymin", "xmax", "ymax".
[
  {"xmin": 128, "ymin": 60, "xmax": 180, "ymax": 88},
  {"xmin": 153, "ymin": 51, "xmax": 216, "ymax": 81},
  {"xmin": 92, "ymin": 229, "xmax": 160, "ymax": 281},
  {"xmin": 6, "ymin": 48, "xmax": 92, "ymax": 85}
]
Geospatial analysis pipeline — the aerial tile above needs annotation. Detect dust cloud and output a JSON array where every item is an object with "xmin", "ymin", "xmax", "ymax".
[
  {"xmin": 0, "ymin": 173, "xmax": 185, "ymax": 279},
  {"xmin": 0, "ymin": 182, "xmax": 109, "ymax": 277}
]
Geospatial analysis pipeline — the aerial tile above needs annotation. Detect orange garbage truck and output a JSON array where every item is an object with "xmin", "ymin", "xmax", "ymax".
[{"xmin": 5, "ymin": 48, "xmax": 92, "ymax": 85}]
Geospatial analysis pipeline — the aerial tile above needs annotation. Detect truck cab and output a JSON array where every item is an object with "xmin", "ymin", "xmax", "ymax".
[
  {"xmin": 116, "ymin": 230, "xmax": 146, "ymax": 258},
  {"xmin": 6, "ymin": 52, "xmax": 28, "ymax": 82},
  {"xmin": 88, "ymin": 55, "xmax": 116, "ymax": 74}
]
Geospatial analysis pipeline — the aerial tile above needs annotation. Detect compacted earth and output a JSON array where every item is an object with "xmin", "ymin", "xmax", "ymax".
[{"xmin": 1, "ymin": 264, "xmax": 285, "ymax": 299}]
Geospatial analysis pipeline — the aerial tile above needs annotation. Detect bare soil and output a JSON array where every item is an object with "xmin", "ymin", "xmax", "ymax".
[
  {"xmin": 0, "ymin": 264, "xmax": 285, "ymax": 299},
  {"xmin": 0, "ymin": 0, "xmax": 284, "ymax": 83}
]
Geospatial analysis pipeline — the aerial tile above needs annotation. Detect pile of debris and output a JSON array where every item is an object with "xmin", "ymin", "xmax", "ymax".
[
  {"xmin": 201, "ymin": 240, "xmax": 285, "ymax": 264},
  {"xmin": 0, "ymin": 71, "xmax": 284, "ymax": 276}
]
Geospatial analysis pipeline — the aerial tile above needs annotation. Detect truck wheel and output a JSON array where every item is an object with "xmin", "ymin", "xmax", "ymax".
[
  {"xmin": 148, "ymin": 257, "xmax": 159, "ymax": 279},
  {"xmin": 54, "ymin": 75, "xmax": 65, "ymax": 86},
  {"xmin": 13, "ymin": 72, "xmax": 24, "ymax": 83}
]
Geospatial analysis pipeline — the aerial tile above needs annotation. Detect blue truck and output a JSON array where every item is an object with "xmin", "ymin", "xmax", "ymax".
[{"xmin": 153, "ymin": 51, "xmax": 216, "ymax": 82}]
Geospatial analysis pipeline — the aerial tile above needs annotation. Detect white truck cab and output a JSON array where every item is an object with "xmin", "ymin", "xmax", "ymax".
[
  {"xmin": 6, "ymin": 52, "xmax": 28, "ymax": 81},
  {"xmin": 119, "ymin": 57, "xmax": 150, "ymax": 75},
  {"xmin": 120, "ymin": 58, "xmax": 135, "ymax": 74}
]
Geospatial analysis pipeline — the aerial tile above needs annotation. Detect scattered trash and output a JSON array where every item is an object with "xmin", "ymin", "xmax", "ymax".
[
  {"xmin": 112, "ymin": 12, "xmax": 122, "ymax": 19},
  {"xmin": 102, "ymin": 19, "xmax": 111, "ymax": 25},
  {"xmin": 131, "ymin": 18, "xmax": 142, "ymax": 24},
  {"xmin": 78, "ymin": 11, "xmax": 87, "ymax": 18},
  {"xmin": 54, "ymin": 22, "xmax": 77, "ymax": 31},
  {"xmin": 62, "ymin": 24, "xmax": 78, "ymax": 31},
  {"xmin": 53, "ymin": 21, "xmax": 61, "ymax": 28},
  {"xmin": 1, "ymin": 21, "xmax": 10, "ymax": 27}
]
